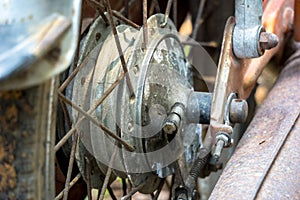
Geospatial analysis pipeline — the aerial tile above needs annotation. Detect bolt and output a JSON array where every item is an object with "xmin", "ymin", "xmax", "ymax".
[
  {"xmin": 229, "ymin": 99, "xmax": 248, "ymax": 123},
  {"xmin": 259, "ymin": 32, "xmax": 279, "ymax": 50},
  {"xmin": 213, "ymin": 132, "xmax": 232, "ymax": 161},
  {"xmin": 163, "ymin": 103, "xmax": 185, "ymax": 134},
  {"xmin": 213, "ymin": 140, "xmax": 225, "ymax": 161},
  {"xmin": 163, "ymin": 115, "xmax": 180, "ymax": 134}
]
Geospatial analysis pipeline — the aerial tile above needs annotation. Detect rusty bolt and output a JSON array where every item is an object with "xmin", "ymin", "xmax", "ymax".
[
  {"xmin": 213, "ymin": 132, "xmax": 232, "ymax": 161},
  {"xmin": 229, "ymin": 99, "xmax": 248, "ymax": 123},
  {"xmin": 259, "ymin": 32, "xmax": 279, "ymax": 50}
]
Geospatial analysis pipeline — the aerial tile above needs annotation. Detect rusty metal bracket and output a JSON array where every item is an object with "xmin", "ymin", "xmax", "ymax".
[
  {"xmin": 209, "ymin": 47, "xmax": 300, "ymax": 200},
  {"xmin": 205, "ymin": 0, "xmax": 295, "ymax": 154}
]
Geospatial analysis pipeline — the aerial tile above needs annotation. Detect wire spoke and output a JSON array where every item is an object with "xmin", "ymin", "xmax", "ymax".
[
  {"xmin": 107, "ymin": 184, "xmax": 118, "ymax": 200},
  {"xmin": 112, "ymin": 10, "xmax": 140, "ymax": 29},
  {"xmin": 173, "ymin": 0, "xmax": 177, "ymax": 28},
  {"xmin": 55, "ymin": 173, "xmax": 82, "ymax": 200},
  {"xmin": 85, "ymin": 157, "xmax": 93, "ymax": 200},
  {"xmin": 191, "ymin": 0, "xmax": 207, "ymax": 40},
  {"xmin": 142, "ymin": 0, "xmax": 148, "ymax": 49},
  {"xmin": 98, "ymin": 144, "xmax": 117, "ymax": 200},
  {"xmin": 104, "ymin": 0, "xmax": 136, "ymax": 98},
  {"xmin": 58, "ymin": 51, "xmax": 91, "ymax": 92},
  {"xmin": 149, "ymin": 0, "xmax": 160, "ymax": 15},
  {"xmin": 124, "ymin": 0, "xmax": 129, "ymax": 18},
  {"xmin": 161, "ymin": 0, "xmax": 173, "ymax": 27},
  {"xmin": 57, "ymin": 91, "xmax": 135, "ymax": 152},
  {"xmin": 63, "ymin": 133, "xmax": 79, "ymax": 200},
  {"xmin": 88, "ymin": 0, "xmax": 140, "ymax": 29},
  {"xmin": 121, "ymin": 182, "xmax": 146, "ymax": 200},
  {"xmin": 153, "ymin": 178, "xmax": 165, "ymax": 200},
  {"xmin": 120, "ymin": 0, "xmax": 137, "ymax": 14},
  {"xmin": 122, "ymin": 178, "xmax": 127, "ymax": 196},
  {"xmin": 87, "ymin": 0, "xmax": 109, "ymax": 25},
  {"xmin": 55, "ymin": 72, "xmax": 131, "ymax": 152}
]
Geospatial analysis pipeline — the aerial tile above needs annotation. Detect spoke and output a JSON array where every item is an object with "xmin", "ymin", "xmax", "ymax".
[
  {"xmin": 98, "ymin": 140, "xmax": 118, "ymax": 200},
  {"xmin": 104, "ymin": 0, "xmax": 135, "ymax": 98},
  {"xmin": 55, "ymin": 173, "xmax": 82, "ymax": 200},
  {"xmin": 107, "ymin": 185, "xmax": 118, "ymax": 200},
  {"xmin": 88, "ymin": 0, "xmax": 140, "ymax": 29},
  {"xmin": 112, "ymin": 10, "xmax": 140, "ymax": 29},
  {"xmin": 57, "ymin": 91, "xmax": 135, "ymax": 152},
  {"xmin": 55, "ymin": 72, "xmax": 128, "ymax": 152},
  {"xmin": 149, "ymin": 0, "xmax": 160, "ymax": 15},
  {"xmin": 174, "ymin": 161, "xmax": 184, "ymax": 185},
  {"xmin": 173, "ymin": 0, "xmax": 177, "ymax": 28},
  {"xmin": 59, "ymin": 100, "xmax": 72, "ymax": 129},
  {"xmin": 142, "ymin": 0, "xmax": 148, "ymax": 49},
  {"xmin": 124, "ymin": 0, "xmax": 129, "ymax": 18},
  {"xmin": 63, "ymin": 133, "xmax": 79, "ymax": 200},
  {"xmin": 122, "ymin": 178, "xmax": 127, "ymax": 196},
  {"xmin": 153, "ymin": 179, "xmax": 165, "ymax": 200},
  {"xmin": 87, "ymin": 0, "xmax": 109, "ymax": 25},
  {"xmin": 58, "ymin": 52, "xmax": 91, "ymax": 92},
  {"xmin": 161, "ymin": 0, "xmax": 173, "ymax": 27},
  {"xmin": 169, "ymin": 175, "xmax": 175, "ymax": 200},
  {"xmin": 120, "ymin": 0, "xmax": 137, "ymax": 14},
  {"xmin": 121, "ymin": 182, "xmax": 146, "ymax": 200},
  {"xmin": 85, "ymin": 157, "xmax": 93, "ymax": 200},
  {"xmin": 191, "ymin": 0, "xmax": 207, "ymax": 40}
]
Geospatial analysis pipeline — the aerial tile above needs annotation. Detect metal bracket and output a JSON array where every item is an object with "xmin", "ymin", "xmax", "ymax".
[{"xmin": 233, "ymin": 0, "xmax": 278, "ymax": 58}]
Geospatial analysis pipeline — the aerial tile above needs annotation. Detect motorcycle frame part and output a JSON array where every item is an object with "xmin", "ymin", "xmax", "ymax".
[
  {"xmin": 206, "ymin": 0, "xmax": 294, "ymax": 147},
  {"xmin": 209, "ymin": 47, "xmax": 300, "ymax": 200},
  {"xmin": 0, "ymin": 0, "xmax": 82, "ymax": 90},
  {"xmin": 233, "ymin": 0, "xmax": 265, "ymax": 58}
]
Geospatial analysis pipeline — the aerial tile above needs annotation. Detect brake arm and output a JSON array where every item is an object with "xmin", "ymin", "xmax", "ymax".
[{"xmin": 205, "ymin": 0, "xmax": 294, "ymax": 158}]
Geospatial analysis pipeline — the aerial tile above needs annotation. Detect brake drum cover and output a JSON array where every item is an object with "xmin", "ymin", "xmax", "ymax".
[{"xmin": 72, "ymin": 14, "xmax": 195, "ymax": 193}]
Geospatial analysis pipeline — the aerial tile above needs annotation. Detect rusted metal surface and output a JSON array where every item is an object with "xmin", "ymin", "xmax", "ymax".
[{"xmin": 209, "ymin": 50, "xmax": 300, "ymax": 199}]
